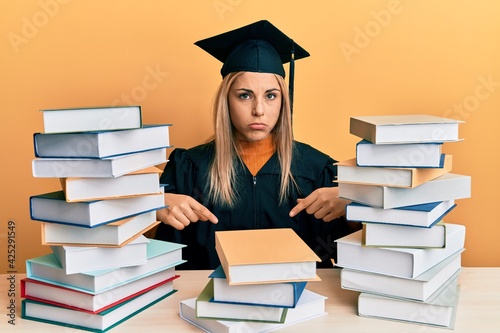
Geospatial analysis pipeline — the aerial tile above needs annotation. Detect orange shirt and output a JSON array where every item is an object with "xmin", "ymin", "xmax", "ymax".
[{"xmin": 238, "ymin": 135, "xmax": 276, "ymax": 176}]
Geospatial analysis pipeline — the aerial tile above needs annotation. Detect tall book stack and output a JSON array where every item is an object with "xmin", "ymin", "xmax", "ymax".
[
  {"xmin": 334, "ymin": 114, "xmax": 471, "ymax": 329},
  {"xmin": 22, "ymin": 105, "xmax": 187, "ymax": 332},
  {"xmin": 179, "ymin": 228, "xmax": 328, "ymax": 333}
]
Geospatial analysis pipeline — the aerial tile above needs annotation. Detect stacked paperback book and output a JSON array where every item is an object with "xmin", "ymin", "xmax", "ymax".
[
  {"xmin": 334, "ymin": 114, "xmax": 471, "ymax": 329},
  {"xmin": 179, "ymin": 228, "xmax": 328, "ymax": 333},
  {"xmin": 22, "ymin": 105, "xmax": 187, "ymax": 332}
]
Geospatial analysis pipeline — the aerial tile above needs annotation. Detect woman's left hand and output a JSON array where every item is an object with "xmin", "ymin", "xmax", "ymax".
[{"xmin": 289, "ymin": 187, "xmax": 351, "ymax": 222}]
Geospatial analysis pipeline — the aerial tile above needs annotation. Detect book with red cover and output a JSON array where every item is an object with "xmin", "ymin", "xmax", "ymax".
[{"xmin": 21, "ymin": 272, "xmax": 179, "ymax": 314}]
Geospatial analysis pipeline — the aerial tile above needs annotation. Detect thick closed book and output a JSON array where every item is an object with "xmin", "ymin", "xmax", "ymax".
[
  {"xmin": 180, "ymin": 289, "xmax": 326, "ymax": 333},
  {"xmin": 61, "ymin": 166, "xmax": 163, "ymax": 202},
  {"xmin": 209, "ymin": 265, "xmax": 307, "ymax": 308},
  {"xmin": 215, "ymin": 228, "xmax": 321, "ymax": 285},
  {"xmin": 346, "ymin": 200, "xmax": 456, "ymax": 228},
  {"xmin": 32, "ymin": 147, "xmax": 167, "ymax": 178},
  {"xmin": 21, "ymin": 280, "xmax": 176, "ymax": 333},
  {"xmin": 355, "ymin": 140, "xmax": 445, "ymax": 168},
  {"xmin": 41, "ymin": 105, "xmax": 142, "ymax": 134},
  {"xmin": 51, "ymin": 235, "xmax": 149, "ymax": 274},
  {"xmin": 21, "ymin": 272, "xmax": 179, "ymax": 313},
  {"xmin": 26, "ymin": 239, "xmax": 186, "ymax": 294},
  {"xmin": 336, "ymin": 155, "xmax": 452, "ymax": 188},
  {"xmin": 340, "ymin": 250, "xmax": 462, "ymax": 301},
  {"xmin": 362, "ymin": 221, "xmax": 447, "ymax": 248},
  {"xmin": 41, "ymin": 211, "xmax": 158, "ymax": 247},
  {"xmin": 34, "ymin": 124, "xmax": 171, "ymax": 158},
  {"xmin": 358, "ymin": 278, "xmax": 460, "ymax": 329},
  {"xmin": 196, "ymin": 279, "xmax": 287, "ymax": 323},
  {"xmin": 30, "ymin": 190, "xmax": 165, "ymax": 228},
  {"xmin": 350, "ymin": 114, "xmax": 463, "ymax": 144},
  {"xmin": 339, "ymin": 173, "xmax": 471, "ymax": 209},
  {"xmin": 335, "ymin": 223, "xmax": 465, "ymax": 278}
]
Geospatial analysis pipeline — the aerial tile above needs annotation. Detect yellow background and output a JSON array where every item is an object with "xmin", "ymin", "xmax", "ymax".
[{"xmin": 1, "ymin": 0, "xmax": 499, "ymax": 273}]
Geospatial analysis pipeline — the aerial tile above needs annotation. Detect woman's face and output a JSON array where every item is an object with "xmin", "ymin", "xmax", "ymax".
[{"xmin": 228, "ymin": 72, "xmax": 282, "ymax": 142}]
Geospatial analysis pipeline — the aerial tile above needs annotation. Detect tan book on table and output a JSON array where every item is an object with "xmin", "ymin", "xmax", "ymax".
[{"xmin": 215, "ymin": 228, "xmax": 321, "ymax": 286}]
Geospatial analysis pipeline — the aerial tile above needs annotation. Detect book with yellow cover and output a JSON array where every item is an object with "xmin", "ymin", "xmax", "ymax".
[{"xmin": 215, "ymin": 228, "xmax": 321, "ymax": 285}]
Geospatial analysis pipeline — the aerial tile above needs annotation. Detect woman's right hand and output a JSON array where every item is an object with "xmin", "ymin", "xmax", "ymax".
[{"xmin": 156, "ymin": 193, "xmax": 218, "ymax": 230}]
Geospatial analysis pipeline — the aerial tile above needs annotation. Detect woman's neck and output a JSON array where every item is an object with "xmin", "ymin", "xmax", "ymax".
[{"xmin": 238, "ymin": 135, "xmax": 276, "ymax": 176}]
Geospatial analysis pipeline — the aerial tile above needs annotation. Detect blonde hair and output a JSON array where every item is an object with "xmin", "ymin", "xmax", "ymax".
[{"xmin": 207, "ymin": 71, "xmax": 297, "ymax": 207}]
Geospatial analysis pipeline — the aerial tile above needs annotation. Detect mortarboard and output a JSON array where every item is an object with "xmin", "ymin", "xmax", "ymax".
[{"xmin": 194, "ymin": 20, "xmax": 310, "ymax": 112}]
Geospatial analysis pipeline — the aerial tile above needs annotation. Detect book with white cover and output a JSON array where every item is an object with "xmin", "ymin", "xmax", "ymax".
[
  {"xmin": 350, "ymin": 114, "xmax": 463, "ymax": 144},
  {"xmin": 339, "ymin": 173, "xmax": 471, "ymax": 209},
  {"xmin": 51, "ymin": 235, "xmax": 149, "ymax": 274},
  {"xmin": 41, "ymin": 105, "xmax": 142, "ymax": 134},
  {"xmin": 355, "ymin": 140, "xmax": 444, "ymax": 168},
  {"xmin": 346, "ymin": 200, "xmax": 456, "ymax": 228},
  {"xmin": 34, "ymin": 124, "xmax": 171, "ymax": 158},
  {"xmin": 358, "ymin": 277, "xmax": 460, "ymax": 328},
  {"xmin": 32, "ymin": 147, "xmax": 167, "ymax": 178},
  {"xmin": 362, "ymin": 221, "xmax": 447, "ymax": 248},
  {"xmin": 340, "ymin": 250, "xmax": 462, "ymax": 301},
  {"xmin": 180, "ymin": 289, "xmax": 327, "ymax": 333},
  {"xmin": 335, "ymin": 223, "xmax": 465, "ymax": 278}
]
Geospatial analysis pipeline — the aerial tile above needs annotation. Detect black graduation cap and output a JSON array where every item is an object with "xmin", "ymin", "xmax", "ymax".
[{"xmin": 194, "ymin": 20, "xmax": 310, "ymax": 112}]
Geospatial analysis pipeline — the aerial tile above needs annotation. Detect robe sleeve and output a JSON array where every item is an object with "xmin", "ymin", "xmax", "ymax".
[{"xmin": 160, "ymin": 148, "xmax": 197, "ymax": 195}]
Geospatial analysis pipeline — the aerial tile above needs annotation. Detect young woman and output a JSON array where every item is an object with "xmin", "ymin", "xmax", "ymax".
[{"xmin": 155, "ymin": 20, "xmax": 358, "ymax": 269}]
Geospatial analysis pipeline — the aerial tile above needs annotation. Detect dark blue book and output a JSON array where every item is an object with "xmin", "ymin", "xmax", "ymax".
[
  {"xmin": 209, "ymin": 265, "xmax": 307, "ymax": 308},
  {"xmin": 346, "ymin": 200, "xmax": 457, "ymax": 228}
]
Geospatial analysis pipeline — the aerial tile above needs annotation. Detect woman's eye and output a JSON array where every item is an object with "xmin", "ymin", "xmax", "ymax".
[
  {"xmin": 239, "ymin": 93, "xmax": 250, "ymax": 99},
  {"xmin": 266, "ymin": 93, "xmax": 277, "ymax": 100}
]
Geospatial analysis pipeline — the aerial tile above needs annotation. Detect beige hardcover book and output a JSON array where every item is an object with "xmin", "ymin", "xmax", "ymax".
[
  {"xmin": 336, "ymin": 155, "xmax": 452, "ymax": 188},
  {"xmin": 41, "ymin": 211, "xmax": 160, "ymax": 248},
  {"xmin": 215, "ymin": 228, "xmax": 321, "ymax": 285},
  {"xmin": 60, "ymin": 166, "xmax": 163, "ymax": 202}
]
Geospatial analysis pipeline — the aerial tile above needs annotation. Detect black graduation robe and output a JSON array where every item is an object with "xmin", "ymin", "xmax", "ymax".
[{"xmin": 154, "ymin": 140, "xmax": 353, "ymax": 269}]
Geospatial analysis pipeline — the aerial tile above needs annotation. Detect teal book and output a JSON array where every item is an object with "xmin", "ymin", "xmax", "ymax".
[
  {"xmin": 22, "ymin": 281, "xmax": 177, "ymax": 332},
  {"xmin": 209, "ymin": 265, "xmax": 307, "ymax": 308},
  {"xmin": 26, "ymin": 239, "xmax": 186, "ymax": 294}
]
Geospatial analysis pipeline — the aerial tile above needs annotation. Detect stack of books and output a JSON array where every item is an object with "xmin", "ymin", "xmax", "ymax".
[
  {"xmin": 22, "ymin": 105, "xmax": 187, "ymax": 332},
  {"xmin": 334, "ymin": 114, "xmax": 471, "ymax": 329},
  {"xmin": 179, "ymin": 228, "xmax": 328, "ymax": 332}
]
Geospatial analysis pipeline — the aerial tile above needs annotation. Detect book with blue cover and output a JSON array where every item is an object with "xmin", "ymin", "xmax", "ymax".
[
  {"xmin": 209, "ymin": 265, "xmax": 307, "ymax": 308},
  {"xmin": 346, "ymin": 200, "xmax": 456, "ymax": 228},
  {"xmin": 30, "ymin": 190, "xmax": 165, "ymax": 227}
]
